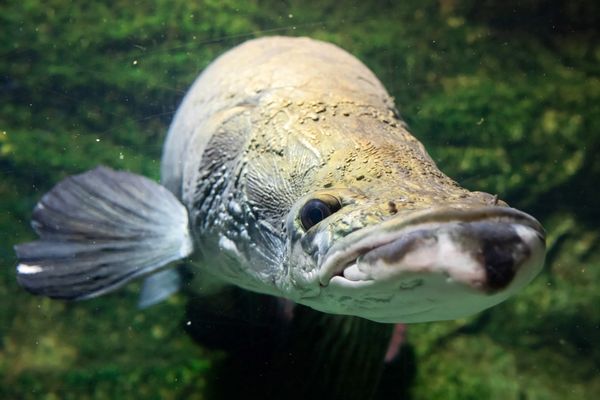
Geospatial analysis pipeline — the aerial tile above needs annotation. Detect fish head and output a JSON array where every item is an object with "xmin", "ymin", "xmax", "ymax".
[{"xmin": 277, "ymin": 111, "xmax": 546, "ymax": 323}]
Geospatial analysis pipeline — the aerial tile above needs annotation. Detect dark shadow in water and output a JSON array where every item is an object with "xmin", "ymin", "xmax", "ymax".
[{"xmin": 184, "ymin": 289, "xmax": 416, "ymax": 399}]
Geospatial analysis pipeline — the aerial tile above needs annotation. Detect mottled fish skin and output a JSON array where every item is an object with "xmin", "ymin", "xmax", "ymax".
[{"xmin": 161, "ymin": 36, "xmax": 546, "ymax": 322}]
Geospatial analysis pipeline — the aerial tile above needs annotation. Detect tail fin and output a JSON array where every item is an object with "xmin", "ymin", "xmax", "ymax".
[{"xmin": 14, "ymin": 166, "xmax": 193, "ymax": 300}]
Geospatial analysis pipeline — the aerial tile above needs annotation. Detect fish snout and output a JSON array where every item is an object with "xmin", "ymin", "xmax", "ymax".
[
  {"xmin": 308, "ymin": 206, "xmax": 545, "ymax": 323},
  {"xmin": 357, "ymin": 218, "xmax": 542, "ymax": 294}
]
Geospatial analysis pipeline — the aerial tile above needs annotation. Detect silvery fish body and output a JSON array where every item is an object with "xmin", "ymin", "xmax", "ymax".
[{"xmin": 15, "ymin": 36, "xmax": 545, "ymax": 323}]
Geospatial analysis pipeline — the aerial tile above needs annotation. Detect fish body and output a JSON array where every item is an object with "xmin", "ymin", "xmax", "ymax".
[{"xmin": 15, "ymin": 36, "xmax": 545, "ymax": 324}]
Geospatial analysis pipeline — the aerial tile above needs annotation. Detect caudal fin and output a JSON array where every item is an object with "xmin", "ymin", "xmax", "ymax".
[{"xmin": 14, "ymin": 166, "xmax": 193, "ymax": 300}]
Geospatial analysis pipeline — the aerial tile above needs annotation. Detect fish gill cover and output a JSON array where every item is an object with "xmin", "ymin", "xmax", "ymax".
[{"xmin": 0, "ymin": 0, "xmax": 599, "ymax": 399}]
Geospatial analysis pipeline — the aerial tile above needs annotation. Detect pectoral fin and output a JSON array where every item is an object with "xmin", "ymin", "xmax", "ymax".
[
  {"xmin": 14, "ymin": 166, "xmax": 193, "ymax": 300},
  {"xmin": 138, "ymin": 268, "xmax": 183, "ymax": 309}
]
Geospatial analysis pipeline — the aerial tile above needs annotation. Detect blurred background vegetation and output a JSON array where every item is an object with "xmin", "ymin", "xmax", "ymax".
[{"xmin": 1, "ymin": 0, "xmax": 599, "ymax": 399}]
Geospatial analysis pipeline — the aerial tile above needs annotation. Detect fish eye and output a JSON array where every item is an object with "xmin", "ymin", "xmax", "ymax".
[{"xmin": 299, "ymin": 195, "xmax": 341, "ymax": 231}]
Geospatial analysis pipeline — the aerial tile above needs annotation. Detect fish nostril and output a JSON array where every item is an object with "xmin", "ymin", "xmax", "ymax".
[
  {"xmin": 482, "ymin": 241, "xmax": 517, "ymax": 290},
  {"xmin": 462, "ymin": 221, "xmax": 530, "ymax": 291}
]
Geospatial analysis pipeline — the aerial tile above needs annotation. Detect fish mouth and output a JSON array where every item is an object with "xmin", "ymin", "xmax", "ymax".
[{"xmin": 307, "ymin": 206, "xmax": 545, "ymax": 323}]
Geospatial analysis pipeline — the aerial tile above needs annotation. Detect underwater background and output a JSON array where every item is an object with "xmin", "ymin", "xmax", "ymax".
[{"xmin": 1, "ymin": 0, "xmax": 599, "ymax": 399}]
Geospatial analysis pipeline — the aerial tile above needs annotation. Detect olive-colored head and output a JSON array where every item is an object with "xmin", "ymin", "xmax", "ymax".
[{"xmin": 259, "ymin": 103, "xmax": 547, "ymax": 323}]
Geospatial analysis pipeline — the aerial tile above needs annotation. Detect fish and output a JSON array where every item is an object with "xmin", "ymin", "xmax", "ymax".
[
  {"xmin": 14, "ymin": 35, "xmax": 547, "ymax": 399},
  {"xmin": 14, "ymin": 36, "xmax": 545, "ymax": 325}
]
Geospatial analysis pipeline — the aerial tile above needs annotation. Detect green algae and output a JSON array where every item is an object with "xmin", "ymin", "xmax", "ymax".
[{"xmin": 1, "ymin": 0, "xmax": 598, "ymax": 398}]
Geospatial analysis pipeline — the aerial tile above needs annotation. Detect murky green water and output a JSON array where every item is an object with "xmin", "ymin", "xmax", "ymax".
[{"xmin": 1, "ymin": 1, "xmax": 599, "ymax": 399}]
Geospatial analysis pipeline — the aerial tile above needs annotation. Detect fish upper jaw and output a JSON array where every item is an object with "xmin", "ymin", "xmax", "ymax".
[{"xmin": 300, "ymin": 206, "xmax": 545, "ymax": 323}]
